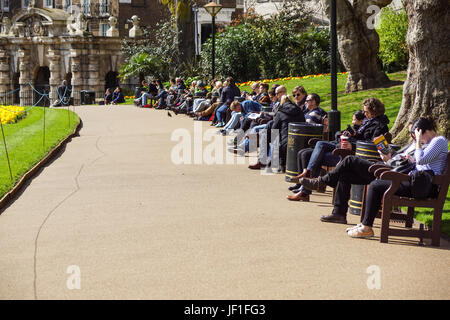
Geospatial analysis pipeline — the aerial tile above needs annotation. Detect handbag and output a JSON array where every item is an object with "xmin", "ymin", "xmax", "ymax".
[
  {"xmin": 409, "ymin": 170, "xmax": 435, "ymax": 199},
  {"xmin": 392, "ymin": 160, "xmax": 416, "ymax": 174}
]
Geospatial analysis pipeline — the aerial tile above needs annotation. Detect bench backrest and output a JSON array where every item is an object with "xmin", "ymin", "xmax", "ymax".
[{"xmin": 432, "ymin": 151, "xmax": 450, "ymax": 205}]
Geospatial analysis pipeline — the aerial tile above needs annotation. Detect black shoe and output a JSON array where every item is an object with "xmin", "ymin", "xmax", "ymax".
[
  {"xmin": 277, "ymin": 166, "xmax": 286, "ymax": 174},
  {"xmin": 291, "ymin": 187, "xmax": 302, "ymax": 193},
  {"xmin": 320, "ymin": 214, "xmax": 347, "ymax": 224},
  {"xmin": 288, "ymin": 183, "xmax": 301, "ymax": 191}
]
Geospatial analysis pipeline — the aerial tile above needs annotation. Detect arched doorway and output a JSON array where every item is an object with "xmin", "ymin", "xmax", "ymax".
[
  {"xmin": 34, "ymin": 66, "xmax": 50, "ymax": 106},
  {"xmin": 13, "ymin": 73, "xmax": 20, "ymax": 105},
  {"xmin": 105, "ymin": 71, "xmax": 119, "ymax": 91}
]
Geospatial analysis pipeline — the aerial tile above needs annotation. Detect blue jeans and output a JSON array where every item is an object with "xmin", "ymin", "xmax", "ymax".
[
  {"xmin": 192, "ymin": 98, "xmax": 206, "ymax": 112},
  {"xmin": 216, "ymin": 104, "xmax": 228, "ymax": 123},
  {"xmin": 300, "ymin": 141, "xmax": 340, "ymax": 195},
  {"xmin": 239, "ymin": 123, "xmax": 267, "ymax": 152},
  {"xmin": 241, "ymin": 100, "xmax": 262, "ymax": 115},
  {"xmin": 223, "ymin": 111, "xmax": 242, "ymax": 131}
]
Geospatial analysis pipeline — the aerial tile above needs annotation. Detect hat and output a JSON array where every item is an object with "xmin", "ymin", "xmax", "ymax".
[{"xmin": 197, "ymin": 81, "xmax": 205, "ymax": 88}]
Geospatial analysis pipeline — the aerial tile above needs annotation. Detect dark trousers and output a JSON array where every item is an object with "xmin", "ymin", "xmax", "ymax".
[
  {"xmin": 297, "ymin": 148, "xmax": 313, "ymax": 175},
  {"xmin": 321, "ymin": 156, "xmax": 378, "ymax": 217},
  {"xmin": 240, "ymin": 117, "xmax": 254, "ymax": 133},
  {"xmin": 362, "ymin": 180, "xmax": 412, "ymax": 227}
]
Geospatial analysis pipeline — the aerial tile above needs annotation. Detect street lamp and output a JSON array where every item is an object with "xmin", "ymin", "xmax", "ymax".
[
  {"xmin": 328, "ymin": 0, "xmax": 340, "ymax": 140},
  {"xmin": 204, "ymin": 1, "xmax": 223, "ymax": 80}
]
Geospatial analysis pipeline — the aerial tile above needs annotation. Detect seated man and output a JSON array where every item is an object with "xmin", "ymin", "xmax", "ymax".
[
  {"xmin": 287, "ymin": 97, "xmax": 390, "ymax": 201},
  {"xmin": 191, "ymin": 81, "xmax": 209, "ymax": 113},
  {"xmin": 215, "ymin": 77, "xmax": 241, "ymax": 127},
  {"xmin": 154, "ymin": 80, "xmax": 168, "ymax": 109},
  {"xmin": 111, "ymin": 87, "xmax": 125, "ymax": 105},
  {"xmin": 249, "ymin": 85, "xmax": 305, "ymax": 171},
  {"xmin": 53, "ymin": 80, "xmax": 71, "ymax": 107},
  {"xmin": 220, "ymin": 101, "xmax": 243, "ymax": 134}
]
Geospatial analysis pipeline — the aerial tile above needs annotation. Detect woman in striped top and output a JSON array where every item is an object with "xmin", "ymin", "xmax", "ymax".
[{"xmin": 348, "ymin": 117, "xmax": 448, "ymax": 238}]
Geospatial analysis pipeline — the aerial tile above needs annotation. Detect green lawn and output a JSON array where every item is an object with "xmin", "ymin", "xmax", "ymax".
[{"xmin": 0, "ymin": 107, "xmax": 79, "ymax": 198}]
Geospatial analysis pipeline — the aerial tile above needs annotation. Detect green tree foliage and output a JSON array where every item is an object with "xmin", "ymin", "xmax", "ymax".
[
  {"xmin": 377, "ymin": 7, "xmax": 409, "ymax": 72},
  {"xmin": 120, "ymin": 17, "xmax": 181, "ymax": 81},
  {"xmin": 200, "ymin": 1, "xmax": 336, "ymax": 82}
]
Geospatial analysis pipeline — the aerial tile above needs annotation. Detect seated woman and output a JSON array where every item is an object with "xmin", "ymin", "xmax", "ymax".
[
  {"xmin": 99, "ymin": 88, "xmax": 113, "ymax": 105},
  {"xmin": 347, "ymin": 117, "xmax": 447, "ymax": 237},
  {"xmin": 289, "ymin": 110, "xmax": 365, "ymax": 192},
  {"xmin": 111, "ymin": 87, "xmax": 125, "ymax": 105},
  {"xmin": 288, "ymin": 97, "xmax": 390, "ymax": 201}
]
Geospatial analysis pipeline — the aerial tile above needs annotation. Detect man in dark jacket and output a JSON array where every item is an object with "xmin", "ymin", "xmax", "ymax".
[
  {"xmin": 249, "ymin": 86, "xmax": 305, "ymax": 171},
  {"xmin": 215, "ymin": 77, "xmax": 241, "ymax": 127}
]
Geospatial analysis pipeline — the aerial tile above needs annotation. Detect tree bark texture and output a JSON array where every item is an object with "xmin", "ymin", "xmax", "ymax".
[
  {"xmin": 391, "ymin": 0, "xmax": 450, "ymax": 141},
  {"xmin": 321, "ymin": 0, "xmax": 392, "ymax": 92}
]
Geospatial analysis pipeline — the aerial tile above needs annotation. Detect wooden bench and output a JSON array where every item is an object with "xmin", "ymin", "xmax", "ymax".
[{"xmin": 364, "ymin": 151, "xmax": 450, "ymax": 246}]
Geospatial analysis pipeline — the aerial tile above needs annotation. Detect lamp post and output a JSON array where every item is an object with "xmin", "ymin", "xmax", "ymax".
[
  {"xmin": 328, "ymin": 0, "xmax": 340, "ymax": 140},
  {"xmin": 204, "ymin": 1, "xmax": 222, "ymax": 80}
]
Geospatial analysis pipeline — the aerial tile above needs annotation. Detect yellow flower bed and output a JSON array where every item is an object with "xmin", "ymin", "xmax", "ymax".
[
  {"xmin": 0, "ymin": 106, "xmax": 26, "ymax": 124},
  {"xmin": 237, "ymin": 72, "xmax": 348, "ymax": 87}
]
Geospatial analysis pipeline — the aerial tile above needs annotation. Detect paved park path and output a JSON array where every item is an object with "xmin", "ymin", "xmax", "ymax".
[{"xmin": 0, "ymin": 105, "xmax": 449, "ymax": 299}]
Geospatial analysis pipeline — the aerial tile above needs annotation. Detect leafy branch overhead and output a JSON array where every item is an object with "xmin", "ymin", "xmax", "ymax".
[{"xmin": 159, "ymin": 0, "xmax": 192, "ymax": 21}]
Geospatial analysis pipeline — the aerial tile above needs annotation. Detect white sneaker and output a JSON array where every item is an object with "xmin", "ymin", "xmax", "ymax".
[{"xmin": 345, "ymin": 223, "xmax": 363, "ymax": 232}]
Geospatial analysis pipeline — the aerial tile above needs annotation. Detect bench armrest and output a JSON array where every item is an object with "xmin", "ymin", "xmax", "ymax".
[
  {"xmin": 308, "ymin": 138, "xmax": 321, "ymax": 147},
  {"xmin": 380, "ymin": 171, "xmax": 410, "ymax": 182},
  {"xmin": 332, "ymin": 148, "xmax": 353, "ymax": 159},
  {"xmin": 369, "ymin": 163, "xmax": 391, "ymax": 174},
  {"xmin": 374, "ymin": 167, "xmax": 392, "ymax": 178},
  {"xmin": 379, "ymin": 171, "xmax": 410, "ymax": 200}
]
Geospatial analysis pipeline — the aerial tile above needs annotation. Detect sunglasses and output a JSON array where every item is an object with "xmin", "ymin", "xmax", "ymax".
[{"xmin": 294, "ymin": 93, "xmax": 302, "ymax": 97}]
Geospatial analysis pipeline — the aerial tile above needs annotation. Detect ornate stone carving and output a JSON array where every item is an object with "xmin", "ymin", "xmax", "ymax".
[
  {"xmin": 106, "ymin": 16, "xmax": 119, "ymax": 37},
  {"xmin": 1, "ymin": 17, "xmax": 12, "ymax": 36},
  {"xmin": 67, "ymin": 12, "xmax": 91, "ymax": 36},
  {"xmin": 129, "ymin": 15, "xmax": 142, "ymax": 38}
]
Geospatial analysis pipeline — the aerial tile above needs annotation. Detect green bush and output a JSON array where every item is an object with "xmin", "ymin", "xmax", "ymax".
[
  {"xmin": 200, "ymin": 1, "xmax": 336, "ymax": 82},
  {"xmin": 376, "ymin": 7, "xmax": 409, "ymax": 73}
]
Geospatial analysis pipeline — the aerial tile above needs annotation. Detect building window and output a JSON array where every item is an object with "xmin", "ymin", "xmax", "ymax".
[
  {"xmin": 100, "ymin": 23, "xmax": 109, "ymax": 37},
  {"xmin": 63, "ymin": 0, "xmax": 72, "ymax": 12},
  {"xmin": 22, "ymin": 0, "xmax": 29, "ymax": 9},
  {"xmin": 2, "ymin": 0, "xmax": 10, "ymax": 12},
  {"xmin": 100, "ymin": 0, "xmax": 110, "ymax": 15},
  {"xmin": 82, "ymin": 0, "xmax": 90, "ymax": 14},
  {"xmin": 236, "ymin": 0, "xmax": 244, "ymax": 8},
  {"xmin": 44, "ymin": 0, "xmax": 54, "ymax": 8}
]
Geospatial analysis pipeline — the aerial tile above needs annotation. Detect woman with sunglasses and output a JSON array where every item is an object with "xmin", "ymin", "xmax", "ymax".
[{"xmin": 292, "ymin": 86, "xmax": 307, "ymax": 112}]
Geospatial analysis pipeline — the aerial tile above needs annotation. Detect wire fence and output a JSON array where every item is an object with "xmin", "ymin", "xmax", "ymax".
[{"xmin": 0, "ymin": 82, "xmax": 78, "ymax": 184}]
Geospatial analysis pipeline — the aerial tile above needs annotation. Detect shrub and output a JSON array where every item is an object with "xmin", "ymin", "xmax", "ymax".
[{"xmin": 376, "ymin": 7, "xmax": 409, "ymax": 73}]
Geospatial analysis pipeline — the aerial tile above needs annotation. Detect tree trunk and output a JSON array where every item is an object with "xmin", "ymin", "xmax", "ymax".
[
  {"xmin": 391, "ymin": 0, "xmax": 450, "ymax": 142},
  {"xmin": 321, "ymin": 0, "xmax": 392, "ymax": 92},
  {"xmin": 177, "ymin": 12, "xmax": 195, "ymax": 64}
]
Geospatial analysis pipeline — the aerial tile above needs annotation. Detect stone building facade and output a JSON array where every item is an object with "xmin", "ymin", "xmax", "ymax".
[
  {"xmin": 0, "ymin": 1, "xmax": 244, "ymax": 106},
  {"xmin": 0, "ymin": 4, "xmax": 125, "ymax": 106}
]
